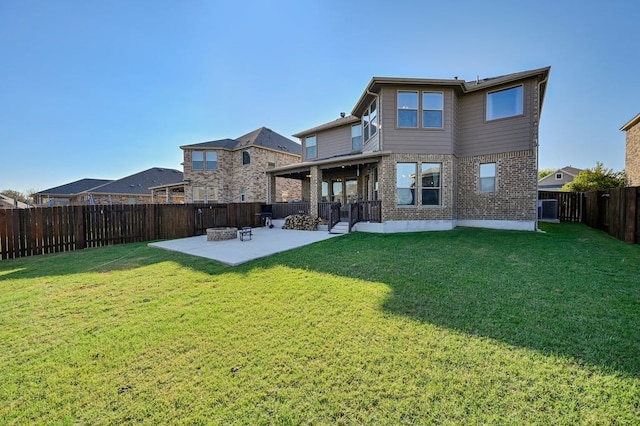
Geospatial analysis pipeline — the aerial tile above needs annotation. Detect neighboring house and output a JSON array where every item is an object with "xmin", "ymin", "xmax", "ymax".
[
  {"xmin": 537, "ymin": 166, "xmax": 583, "ymax": 191},
  {"xmin": 268, "ymin": 66, "xmax": 550, "ymax": 232},
  {"xmin": 621, "ymin": 113, "xmax": 640, "ymax": 186},
  {"xmin": 0, "ymin": 194, "xmax": 29, "ymax": 209},
  {"xmin": 180, "ymin": 127, "xmax": 302, "ymax": 203},
  {"xmin": 35, "ymin": 168, "xmax": 184, "ymax": 205}
]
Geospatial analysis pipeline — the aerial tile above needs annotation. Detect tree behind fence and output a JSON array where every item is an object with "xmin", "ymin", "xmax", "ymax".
[{"xmin": 0, "ymin": 203, "xmax": 262, "ymax": 260}]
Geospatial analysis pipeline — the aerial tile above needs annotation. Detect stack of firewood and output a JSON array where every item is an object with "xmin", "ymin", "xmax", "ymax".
[{"xmin": 282, "ymin": 214, "xmax": 320, "ymax": 231}]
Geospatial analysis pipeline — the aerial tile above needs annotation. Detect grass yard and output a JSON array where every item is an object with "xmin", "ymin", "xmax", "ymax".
[{"xmin": 1, "ymin": 222, "xmax": 639, "ymax": 424}]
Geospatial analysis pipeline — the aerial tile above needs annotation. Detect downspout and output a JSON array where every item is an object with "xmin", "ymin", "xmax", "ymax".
[{"xmin": 534, "ymin": 74, "xmax": 549, "ymax": 231}]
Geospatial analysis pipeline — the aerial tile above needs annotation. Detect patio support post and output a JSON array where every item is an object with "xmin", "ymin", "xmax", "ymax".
[
  {"xmin": 267, "ymin": 173, "xmax": 276, "ymax": 204},
  {"xmin": 309, "ymin": 165, "xmax": 321, "ymax": 217}
]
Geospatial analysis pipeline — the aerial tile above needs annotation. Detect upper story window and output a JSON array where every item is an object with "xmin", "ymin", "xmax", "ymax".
[
  {"xmin": 192, "ymin": 151, "xmax": 204, "ymax": 170},
  {"xmin": 351, "ymin": 124, "xmax": 362, "ymax": 150},
  {"xmin": 242, "ymin": 149, "xmax": 250, "ymax": 165},
  {"xmin": 192, "ymin": 151, "xmax": 217, "ymax": 170},
  {"xmin": 486, "ymin": 85, "xmax": 523, "ymax": 121},
  {"xmin": 398, "ymin": 91, "xmax": 418, "ymax": 128},
  {"xmin": 267, "ymin": 151, "xmax": 277, "ymax": 169},
  {"xmin": 205, "ymin": 151, "xmax": 217, "ymax": 170},
  {"xmin": 422, "ymin": 92, "xmax": 444, "ymax": 128},
  {"xmin": 480, "ymin": 163, "xmax": 496, "ymax": 192},
  {"xmin": 305, "ymin": 135, "xmax": 317, "ymax": 159},
  {"xmin": 555, "ymin": 173, "xmax": 563, "ymax": 180},
  {"xmin": 363, "ymin": 99, "xmax": 378, "ymax": 141}
]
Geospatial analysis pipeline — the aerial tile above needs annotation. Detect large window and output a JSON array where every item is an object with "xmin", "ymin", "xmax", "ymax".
[
  {"xmin": 397, "ymin": 162, "xmax": 416, "ymax": 205},
  {"xmin": 422, "ymin": 92, "xmax": 444, "ymax": 128},
  {"xmin": 421, "ymin": 163, "xmax": 441, "ymax": 205},
  {"xmin": 352, "ymin": 123, "xmax": 362, "ymax": 150},
  {"xmin": 192, "ymin": 151, "xmax": 217, "ymax": 170},
  {"xmin": 205, "ymin": 151, "xmax": 217, "ymax": 170},
  {"xmin": 398, "ymin": 91, "xmax": 418, "ymax": 128},
  {"xmin": 305, "ymin": 135, "xmax": 317, "ymax": 159},
  {"xmin": 242, "ymin": 149, "xmax": 250, "ymax": 165},
  {"xmin": 480, "ymin": 163, "xmax": 496, "ymax": 192},
  {"xmin": 487, "ymin": 85, "xmax": 523, "ymax": 121},
  {"xmin": 363, "ymin": 99, "xmax": 377, "ymax": 141}
]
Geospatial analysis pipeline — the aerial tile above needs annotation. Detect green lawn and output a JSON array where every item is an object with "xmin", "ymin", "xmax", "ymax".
[{"xmin": 1, "ymin": 223, "xmax": 639, "ymax": 424}]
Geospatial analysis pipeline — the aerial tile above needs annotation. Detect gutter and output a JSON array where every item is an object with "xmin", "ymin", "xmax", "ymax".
[{"xmin": 534, "ymin": 72, "xmax": 549, "ymax": 231}]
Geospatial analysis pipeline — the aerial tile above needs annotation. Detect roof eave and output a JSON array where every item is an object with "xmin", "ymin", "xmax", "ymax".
[{"xmin": 621, "ymin": 113, "xmax": 640, "ymax": 131}]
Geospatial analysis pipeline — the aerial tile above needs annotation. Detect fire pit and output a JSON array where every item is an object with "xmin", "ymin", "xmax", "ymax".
[{"xmin": 206, "ymin": 227, "xmax": 238, "ymax": 241}]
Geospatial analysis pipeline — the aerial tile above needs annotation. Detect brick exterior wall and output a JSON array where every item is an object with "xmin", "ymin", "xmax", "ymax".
[
  {"xmin": 625, "ymin": 121, "xmax": 640, "ymax": 187},
  {"xmin": 183, "ymin": 147, "xmax": 301, "ymax": 203},
  {"xmin": 456, "ymin": 149, "xmax": 537, "ymax": 221},
  {"xmin": 379, "ymin": 153, "xmax": 455, "ymax": 222}
]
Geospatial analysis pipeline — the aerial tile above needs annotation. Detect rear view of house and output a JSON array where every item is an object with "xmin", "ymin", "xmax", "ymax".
[{"xmin": 268, "ymin": 67, "xmax": 551, "ymax": 232}]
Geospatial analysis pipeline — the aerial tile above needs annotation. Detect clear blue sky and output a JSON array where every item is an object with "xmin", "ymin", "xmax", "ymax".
[{"xmin": 2, "ymin": 0, "xmax": 639, "ymax": 193}]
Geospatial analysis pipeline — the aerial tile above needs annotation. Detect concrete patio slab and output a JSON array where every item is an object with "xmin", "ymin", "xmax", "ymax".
[{"xmin": 148, "ymin": 226, "xmax": 341, "ymax": 266}]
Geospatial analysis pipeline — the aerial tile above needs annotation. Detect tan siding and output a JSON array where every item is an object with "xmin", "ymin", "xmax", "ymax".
[
  {"xmin": 457, "ymin": 79, "xmax": 536, "ymax": 157},
  {"xmin": 380, "ymin": 86, "xmax": 455, "ymax": 154},
  {"xmin": 316, "ymin": 123, "xmax": 355, "ymax": 160}
]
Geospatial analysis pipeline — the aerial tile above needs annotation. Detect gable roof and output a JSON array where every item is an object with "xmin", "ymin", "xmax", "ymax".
[
  {"xmin": 37, "ymin": 178, "xmax": 114, "ymax": 196},
  {"xmin": 538, "ymin": 166, "xmax": 583, "ymax": 184},
  {"xmin": 180, "ymin": 127, "xmax": 302, "ymax": 155},
  {"xmin": 352, "ymin": 66, "xmax": 550, "ymax": 117},
  {"xmin": 89, "ymin": 168, "xmax": 184, "ymax": 195},
  {"xmin": 620, "ymin": 113, "xmax": 640, "ymax": 131}
]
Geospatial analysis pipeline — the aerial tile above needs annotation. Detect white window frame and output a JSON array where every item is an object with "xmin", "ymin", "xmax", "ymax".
[
  {"xmin": 305, "ymin": 135, "xmax": 317, "ymax": 159},
  {"xmin": 486, "ymin": 84, "xmax": 524, "ymax": 121},
  {"xmin": 480, "ymin": 163, "xmax": 497, "ymax": 193},
  {"xmin": 555, "ymin": 173, "xmax": 563, "ymax": 180},
  {"xmin": 192, "ymin": 151, "xmax": 204, "ymax": 171},
  {"xmin": 422, "ymin": 91, "xmax": 444, "ymax": 129},
  {"xmin": 396, "ymin": 162, "xmax": 417, "ymax": 206}
]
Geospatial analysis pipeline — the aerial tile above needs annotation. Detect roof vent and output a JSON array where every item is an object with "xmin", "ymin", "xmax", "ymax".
[{"xmin": 340, "ymin": 112, "xmax": 346, "ymax": 118}]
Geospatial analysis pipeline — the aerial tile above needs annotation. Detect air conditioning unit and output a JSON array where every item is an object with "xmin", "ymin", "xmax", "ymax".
[{"xmin": 537, "ymin": 199, "xmax": 558, "ymax": 220}]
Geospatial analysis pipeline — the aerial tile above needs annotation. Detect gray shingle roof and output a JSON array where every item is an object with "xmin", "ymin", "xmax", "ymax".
[
  {"xmin": 180, "ymin": 127, "xmax": 301, "ymax": 155},
  {"xmin": 37, "ymin": 178, "xmax": 114, "ymax": 196},
  {"xmin": 89, "ymin": 168, "xmax": 183, "ymax": 195}
]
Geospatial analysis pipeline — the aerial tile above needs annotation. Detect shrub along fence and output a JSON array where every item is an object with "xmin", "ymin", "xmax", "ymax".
[{"xmin": 0, "ymin": 203, "xmax": 263, "ymax": 260}]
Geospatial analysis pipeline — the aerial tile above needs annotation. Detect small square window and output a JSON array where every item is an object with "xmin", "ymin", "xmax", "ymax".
[{"xmin": 555, "ymin": 173, "xmax": 563, "ymax": 180}]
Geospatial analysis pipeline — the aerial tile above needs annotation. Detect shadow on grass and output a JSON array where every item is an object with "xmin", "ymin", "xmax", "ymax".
[
  {"xmin": 0, "ymin": 241, "xmax": 231, "ymax": 281},
  {"xmin": 2, "ymin": 223, "xmax": 639, "ymax": 378},
  {"xmin": 244, "ymin": 223, "xmax": 640, "ymax": 378}
]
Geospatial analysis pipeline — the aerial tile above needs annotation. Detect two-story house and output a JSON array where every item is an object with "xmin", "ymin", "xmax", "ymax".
[
  {"xmin": 621, "ymin": 113, "xmax": 640, "ymax": 186},
  {"xmin": 267, "ymin": 67, "xmax": 550, "ymax": 232},
  {"xmin": 180, "ymin": 127, "xmax": 302, "ymax": 203},
  {"xmin": 538, "ymin": 166, "xmax": 583, "ymax": 191}
]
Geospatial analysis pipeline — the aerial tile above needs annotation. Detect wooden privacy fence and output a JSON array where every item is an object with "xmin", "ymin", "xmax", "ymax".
[
  {"xmin": 270, "ymin": 202, "xmax": 310, "ymax": 218},
  {"xmin": 583, "ymin": 187, "xmax": 640, "ymax": 244},
  {"xmin": 539, "ymin": 188, "xmax": 640, "ymax": 245},
  {"xmin": 0, "ymin": 203, "xmax": 263, "ymax": 260},
  {"xmin": 538, "ymin": 191, "xmax": 583, "ymax": 222}
]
